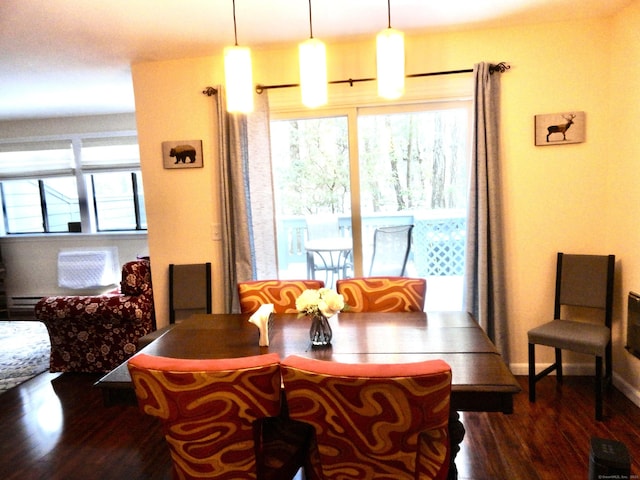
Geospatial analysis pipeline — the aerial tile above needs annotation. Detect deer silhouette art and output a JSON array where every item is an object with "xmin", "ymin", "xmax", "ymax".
[{"xmin": 546, "ymin": 114, "xmax": 576, "ymax": 142}]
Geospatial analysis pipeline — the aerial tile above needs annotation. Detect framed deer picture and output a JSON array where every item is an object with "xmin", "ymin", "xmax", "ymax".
[{"xmin": 534, "ymin": 111, "xmax": 585, "ymax": 146}]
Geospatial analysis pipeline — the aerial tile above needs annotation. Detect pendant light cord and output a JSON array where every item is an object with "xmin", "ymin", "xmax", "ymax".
[
  {"xmin": 232, "ymin": 0, "xmax": 239, "ymax": 46},
  {"xmin": 308, "ymin": 0, "xmax": 314, "ymax": 39},
  {"xmin": 387, "ymin": 0, "xmax": 391, "ymax": 29}
]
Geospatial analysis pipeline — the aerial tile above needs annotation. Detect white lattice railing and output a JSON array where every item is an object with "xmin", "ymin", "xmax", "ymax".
[{"xmin": 277, "ymin": 210, "xmax": 466, "ymax": 277}]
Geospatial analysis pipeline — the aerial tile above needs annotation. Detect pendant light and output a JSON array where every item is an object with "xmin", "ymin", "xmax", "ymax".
[
  {"xmin": 299, "ymin": 0, "xmax": 327, "ymax": 108},
  {"xmin": 376, "ymin": 0, "xmax": 405, "ymax": 99},
  {"xmin": 224, "ymin": 0, "xmax": 254, "ymax": 113}
]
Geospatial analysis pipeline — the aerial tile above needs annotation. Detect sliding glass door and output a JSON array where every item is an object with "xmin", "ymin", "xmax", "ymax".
[
  {"xmin": 270, "ymin": 100, "xmax": 471, "ymax": 310},
  {"xmin": 270, "ymin": 115, "xmax": 353, "ymax": 287}
]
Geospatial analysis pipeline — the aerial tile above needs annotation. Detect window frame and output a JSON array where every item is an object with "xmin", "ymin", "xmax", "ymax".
[
  {"xmin": 0, "ymin": 130, "xmax": 146, "ymax": 235},
  {"xmin": 270, "ymin": 99, "xmax": 473, "ymax": 277}
]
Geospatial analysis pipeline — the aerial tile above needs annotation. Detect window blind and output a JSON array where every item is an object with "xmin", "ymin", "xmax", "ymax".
[
  {"xmin": 0, "ymin": 140, "xmax": 74, "ymax": 179},
  {"xmin": 80, "ymin": 136, "xmax": 140, "ymax": 172}
]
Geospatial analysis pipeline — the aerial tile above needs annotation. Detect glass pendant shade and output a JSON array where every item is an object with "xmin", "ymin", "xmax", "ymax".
[
  {"xmin": 376, "ymin": 27, "xmax": 405, "ymax": 99},
  {"xmin": 224, "ymin": 45, "xmax": 254, "ymax": 113},
  {"xmin": 299, "ymin": 38, "xmax": 328, "ymax": 108}
]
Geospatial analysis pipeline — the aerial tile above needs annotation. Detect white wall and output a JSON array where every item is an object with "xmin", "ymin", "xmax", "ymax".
[
  {"xmin": 0, "ymin": 234, "xmax": 148, "ymax": 301},
  {"xmin": 0, "ymin": 113, "xmax": 149, "ymax": 312}
]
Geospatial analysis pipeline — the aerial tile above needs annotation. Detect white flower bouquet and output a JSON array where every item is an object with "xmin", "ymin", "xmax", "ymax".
[{"xmin": 296, "ymin": 288, "xmax": 345, "ymax": 318}]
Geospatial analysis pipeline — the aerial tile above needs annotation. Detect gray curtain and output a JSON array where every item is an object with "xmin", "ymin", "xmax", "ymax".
[
  {"xmin": 216, "ymin": 88, "xmax": 278, "ymax": 313},
  {"xmin": 464, "ymin": 62, "xmax": 509, "ymax": 361}
]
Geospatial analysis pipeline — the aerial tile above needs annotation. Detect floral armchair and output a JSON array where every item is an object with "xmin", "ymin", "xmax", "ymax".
[{"xmin": 35, "ymin": 259, "xmax": 155, "ymax": 373}]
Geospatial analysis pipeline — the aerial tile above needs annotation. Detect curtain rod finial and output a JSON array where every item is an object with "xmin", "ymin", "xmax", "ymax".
[
  {"xmin": 202, "ymin": 86, "xmax": 217, "ymax": 96},
  {"xmin": 489, "ymin": 62, "xmax": 510, "ymax": 74}
]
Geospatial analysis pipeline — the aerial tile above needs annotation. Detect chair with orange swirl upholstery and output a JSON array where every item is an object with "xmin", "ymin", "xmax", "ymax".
[
  {"xmin": 238, "ymin": 279, "xmax": 325, "ymax": 314},
  {"xmin": 127, "ymin": 353, "xmax": 312, "ymax": 480},
  {"xmin": 281, "ymin": 355, "xmax": 452, "ymax": 480},
  {"xmin": 336, "ymin": 276, "xmax": 426, "ymax": 312}
]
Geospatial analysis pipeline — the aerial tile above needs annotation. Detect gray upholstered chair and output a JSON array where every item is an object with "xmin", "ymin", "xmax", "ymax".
[{"xmin": 527, "ymin": 252, "xmax": 615, "ymax": 420}]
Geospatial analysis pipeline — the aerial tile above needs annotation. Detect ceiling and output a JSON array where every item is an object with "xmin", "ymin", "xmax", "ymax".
[{"xmin": 0, "ymin": 0, "xmax": 632, "ymax": 121}]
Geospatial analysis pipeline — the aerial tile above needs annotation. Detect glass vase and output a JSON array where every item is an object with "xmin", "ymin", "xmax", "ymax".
[{"xmin": 309, "ymin": 313, "xmax": 332, "ymax": 346}]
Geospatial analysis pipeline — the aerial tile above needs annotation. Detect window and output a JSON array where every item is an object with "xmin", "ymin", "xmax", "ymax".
[
  {"xmin": 0, "ymin": 133, "xmax": 146, "ymax": 234},
  {"xmin": 90, "ymin": 172, "xmax": 146, "ymax": 231},
  {"xmin": 270, "ymin": 101, "xmax": 470, "ymax": 310}
]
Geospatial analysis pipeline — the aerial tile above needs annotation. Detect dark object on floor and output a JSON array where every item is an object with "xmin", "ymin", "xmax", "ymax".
[{"xmin": 588, "ymin": 437, "xmax": 631, "ymax": 480}]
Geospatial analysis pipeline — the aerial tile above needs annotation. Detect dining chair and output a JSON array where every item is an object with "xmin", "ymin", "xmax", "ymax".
[
  {"xmin": 527, "ymin": 252, "xmax": 615, "ymax": 420},
  {"xmin": 238, "ymin": 279, "xmax": 325, "ymax": 314},
  {"xmin": 169, "ymin": 262, "xmax": 212, "ymax": 324},
  {"xmin": 127, "ymin": 352, "xmax": 312, "ymax": 480},
  {"xmin": 336, "ymin": 276, "xmax": 427, "ymax": 312},
  {"xmin": 369, "ymin": 224, "xmax": 414, "ymax": 276},
  {"xmin": 281, "ymin": 355, "xmax": 452, "ymax": 480},
  {"xmin": 138, "ymin": 262, "xmax": 212, "ymax": 349}
]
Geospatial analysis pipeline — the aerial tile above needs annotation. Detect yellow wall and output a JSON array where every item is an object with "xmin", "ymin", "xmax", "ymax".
[
  {"xmin": 132, "ymin": 7, "xmax": 640, "ymax": 401},
  {"xmin": 609, "ymin": 1, "xmax": 640, "ymax": 399}
]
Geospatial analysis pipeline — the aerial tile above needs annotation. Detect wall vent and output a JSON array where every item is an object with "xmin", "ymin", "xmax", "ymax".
[
  {"xmin": 10, "ymin": 296, "xmax": 45, "ymax": 317},
  {"xmin": 626, "ymin": 291, "xmax": 640, "ymax": 360}
]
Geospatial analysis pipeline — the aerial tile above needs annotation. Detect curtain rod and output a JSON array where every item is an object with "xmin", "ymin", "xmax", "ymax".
[
  {"xmin": 202, "ymin": 62, "xmax": 510, "ymax": 96},
  {"xmin": 254, "ymin": 62, "xmax": 510, "ymax": 94}
]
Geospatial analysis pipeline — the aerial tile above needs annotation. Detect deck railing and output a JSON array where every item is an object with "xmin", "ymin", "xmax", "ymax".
[{"xmin": 276, "ymin": 210, "xmax": 466, "ymax": 277}]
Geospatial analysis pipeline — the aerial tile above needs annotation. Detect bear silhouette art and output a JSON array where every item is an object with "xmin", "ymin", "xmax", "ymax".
[{"xmin": 170, "ymin": 145, "xmax": 197, "ymax": 163}]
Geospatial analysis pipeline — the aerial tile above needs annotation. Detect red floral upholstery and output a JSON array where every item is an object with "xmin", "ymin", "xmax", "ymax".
[
  {"xmin": 281, "ymin": 355, "xmax": 451, "ymax": 480},
  {"xmin": 336, "ymin": 276, "xmax": 427, "ymax": 312},
  {"xmin": 35, "ymin": 259, "xmax": 155, "ymax": 373},
  {"xmin": 128, "ymin": 353, "xmax": 311, "ymax": 480},
  {"xmin": 238, "ymin": 279, "xmax": 325, "ymax": 314}
]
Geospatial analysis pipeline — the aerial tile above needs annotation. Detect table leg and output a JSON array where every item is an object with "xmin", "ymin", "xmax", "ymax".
[{"xmin": 448, "ymin": 410, "xmax": 465, "ymax": 480}]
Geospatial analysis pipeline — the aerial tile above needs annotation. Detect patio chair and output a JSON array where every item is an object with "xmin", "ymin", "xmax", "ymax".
[
  {"xmin": 305, "ymin": 215, "xmax": 351, "ymax": 286},
  {"xmin": 369, "ymin": 224, "xmax": 414, "ymax": 276}
]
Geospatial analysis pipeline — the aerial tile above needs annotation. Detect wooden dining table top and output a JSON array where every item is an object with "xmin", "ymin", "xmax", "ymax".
[{"xmin": 96, "ymin": 311, "xmax": 521, "ymax": 413}]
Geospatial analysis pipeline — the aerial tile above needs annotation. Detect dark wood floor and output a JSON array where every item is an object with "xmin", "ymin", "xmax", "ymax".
[{"xmin": 0, "ymin": 371, "xmax": 638, "ymax": 479}]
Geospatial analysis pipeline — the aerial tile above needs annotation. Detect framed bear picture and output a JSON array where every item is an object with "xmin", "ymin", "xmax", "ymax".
[{"xmin": 162, "ymin": 140, "xmax": 203, "ymax": 169}]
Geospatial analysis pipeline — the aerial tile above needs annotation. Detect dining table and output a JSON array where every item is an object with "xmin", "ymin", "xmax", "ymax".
[{"xmin": 96, "ymin": 310, "xmax": 520, "ymax": 480}]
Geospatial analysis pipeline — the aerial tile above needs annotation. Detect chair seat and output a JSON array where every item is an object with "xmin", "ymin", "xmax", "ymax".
[{"xmin": 528, "ymin": 319, "xmax": 610, "ymax": 357}]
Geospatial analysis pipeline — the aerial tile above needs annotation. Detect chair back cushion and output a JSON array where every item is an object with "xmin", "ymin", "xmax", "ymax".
[
  {"xmin": 336, "ymin": 277, "xmax": 426, "ymax": 312},
  {"xmin": 128, "ymin": 353, "xmax": 284, "ymax": 479},
  {"xmin": 558, "ymin": 254, "xmax": 613, "ymax": 310},
  {"xmin": 120, "ymin": 259, "xmax": 152, "ymax": 297},
  {"xmin": 238, "ymin": 280, "xmax": 325, "ymax": 314},
  {"xmin": 281, "ymin": 355, "xmax": 451, "ymax": 480}
]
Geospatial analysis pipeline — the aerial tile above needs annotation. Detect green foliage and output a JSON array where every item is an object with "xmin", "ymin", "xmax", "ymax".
[{"xmin": 271, "ymin": 107, "xmax": 468, "ymax": 217}]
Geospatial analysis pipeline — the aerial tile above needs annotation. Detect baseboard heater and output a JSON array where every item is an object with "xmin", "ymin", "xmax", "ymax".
[
  {"xmin": 626, "ymin": 291, "xmax": 640, "ymax": 359},
  {"xmin": 10, "ymin": 296, "xmax": 45, "ymax": 315}
]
